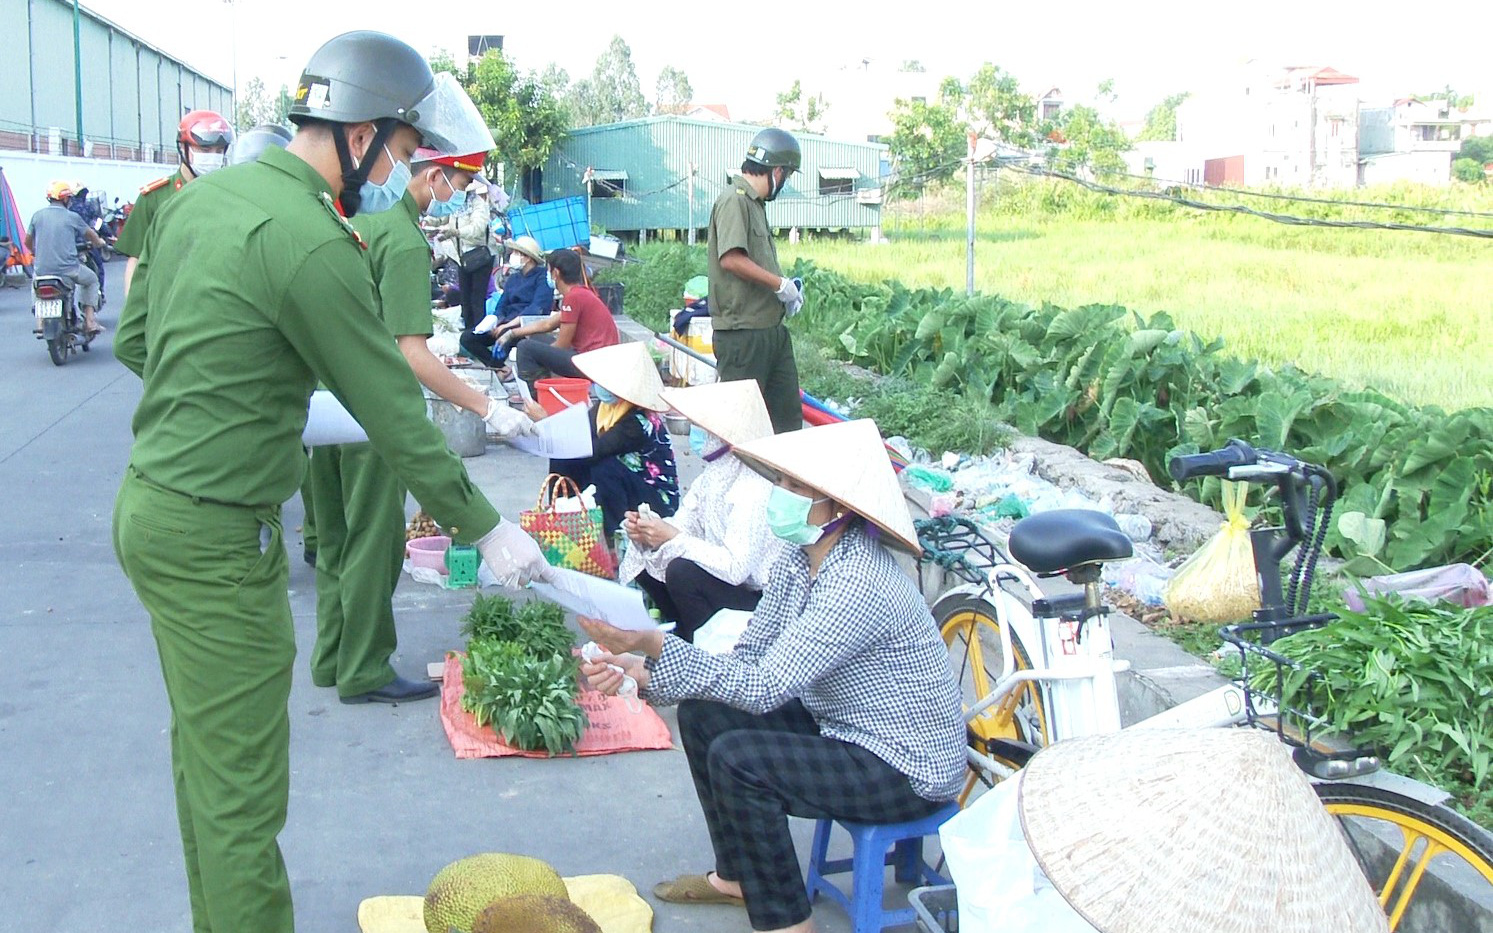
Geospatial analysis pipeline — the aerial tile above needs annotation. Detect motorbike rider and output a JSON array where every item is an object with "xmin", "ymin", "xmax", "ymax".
[
  {"xmin": 68, "ymin": 184, "xmax": 108, "ymax": 296},
  {"xmin": 227, "ymin": 123, "xmax": 294, "ymax": 166},
  {"xmin": 25, "ymin": 181, "xmax": 106, "ymax": 336},
  {"xmin": 113, "ymin": 109, "xmax": 234, "ymax": 294}
]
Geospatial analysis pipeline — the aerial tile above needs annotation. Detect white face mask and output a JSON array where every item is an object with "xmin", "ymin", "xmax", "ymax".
[
  {"xmin": 507, "ymin": 254, "xmax": 526, "ymax": 270},
  {"xmin": 192, "ymin": 151, "xmax": 226, "ymax": 176}
]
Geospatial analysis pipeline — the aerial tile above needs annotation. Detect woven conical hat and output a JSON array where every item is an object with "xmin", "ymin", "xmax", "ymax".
[
  {"xmin": 1018, "ymin": 729, "xmax": 1388, "ymax": 933},
  {"xmin": 661, "ymin": 381, "xmax": 773, "ymax": 449},
  {"xmin": 733, "ymin": 419, "xmax": 919, "ymax": 554},
  {"xmin": 573, "ymin": 342, "xmax": 668, "ymax": 412}
]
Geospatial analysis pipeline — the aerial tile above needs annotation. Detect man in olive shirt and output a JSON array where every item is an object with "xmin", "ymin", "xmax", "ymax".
[
  {"xmin": 707, "ymin": 127, "xmax": 805, "ymax": 433},
  {"xmin": 114, "ymin": 109, "xmax": 234, "ymax": 294},
  {"xmin": 112, "ymin": 31, "xmax": 550, "ymax": 933},
  {"xmin": 312, "ymin": 148, "xmax": 533, "ymax": 705}
]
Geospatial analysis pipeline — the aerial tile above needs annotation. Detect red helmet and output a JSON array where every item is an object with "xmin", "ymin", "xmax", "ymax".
[
  {"xmin": 414, "ymin": 147, "xmax": 487, "ymax": 173},
  {"xmin": 178, "ymin": 110, "xmax": 235, "ymax": 149}
]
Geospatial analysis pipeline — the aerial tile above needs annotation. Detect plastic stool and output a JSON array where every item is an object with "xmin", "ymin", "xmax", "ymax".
[{"xmin": 804, "ymin": 801, "xmax": 960, "ymax": 933}]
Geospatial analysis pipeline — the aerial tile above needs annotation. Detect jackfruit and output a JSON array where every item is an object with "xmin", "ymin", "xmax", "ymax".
[
  {"xmin": 471, "ymin": 895, "xmax": 602, "ymax": 933},
  {"xmin": 423, "ymin": 853, "xmax": 568, "ymax": 933}
]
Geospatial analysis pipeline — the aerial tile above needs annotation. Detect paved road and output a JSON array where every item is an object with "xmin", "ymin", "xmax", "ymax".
[{"xmin": 0, "ymin": 266, "xmax": 871, "ymax": 932}]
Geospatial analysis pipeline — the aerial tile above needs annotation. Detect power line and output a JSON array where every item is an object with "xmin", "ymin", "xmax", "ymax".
[{"xmin": 1009, "ymin": 165, "xmax": 1493, "ymax": 239}]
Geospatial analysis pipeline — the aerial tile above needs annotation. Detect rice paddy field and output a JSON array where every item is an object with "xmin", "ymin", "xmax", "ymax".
[{"xmin": 780, "ymin": 198, "xmax": 1493, "ymax": 412}]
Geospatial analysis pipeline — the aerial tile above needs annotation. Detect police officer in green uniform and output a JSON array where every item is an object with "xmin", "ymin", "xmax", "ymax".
[
  {"xmin": 114, "ymin": 109, "xmax": 235, "ymax": 295},
  {"xmin": 311, "ymin": 146, "xmax": 535, "ymax": 705},
  {"xmin": 111, "ymin": 31, "xmax": 551, "ymax": 933},
  {"xmin": 706, "ymin": 127, "xmax": 805, "ymax": 434}
]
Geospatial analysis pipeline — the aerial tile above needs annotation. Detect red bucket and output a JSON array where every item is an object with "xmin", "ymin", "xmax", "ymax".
[{"xmin": 535, "ymin": 377, "xmax": 592, "ymax": 415}]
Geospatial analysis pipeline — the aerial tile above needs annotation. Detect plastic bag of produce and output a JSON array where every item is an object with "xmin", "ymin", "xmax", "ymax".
[{"xmin": 1164, "ymin": 481, "xmax": 1260, "ymax": 623}]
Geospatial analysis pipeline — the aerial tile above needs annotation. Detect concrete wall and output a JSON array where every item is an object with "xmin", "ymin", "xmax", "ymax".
[
  {"xmin": 1359, "ymin": 150, "xmax": 1453, "ymax": 187},
  {"xmin": 2, "ymin": 152, "xmax": 170, "ymax": 223}
]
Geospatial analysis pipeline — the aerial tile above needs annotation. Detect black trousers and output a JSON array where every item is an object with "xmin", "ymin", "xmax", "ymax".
[
  {"xmin": 515, "ymin": 336, "xmax": 582, "ymax": 383},
  {"xmin": 713, "ymin": 324, "xmax": 802, "ymax": 434},
  {"xmin": 458, "ymin": 327, "xmax": 504, "ymax": 369},
  {"xmin": 677, "ymin": 698, "xmax": 944, "ymax": 930},
  {"xmin": 457, "ymin": 255, "xmax": 493, "ymax": 331},
  {"xmin": 635, "ymin": 559, "xmax": 761, "ymax": 643}
]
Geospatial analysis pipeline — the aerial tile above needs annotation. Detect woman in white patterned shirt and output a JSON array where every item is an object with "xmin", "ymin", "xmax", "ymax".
[
  {"xmin": 580, "ymin": 419, "xmax": 965, "ymax": 933},
  {"xmin": 617, "ymin": 380, "xmax": 784, "ymax": 642}
]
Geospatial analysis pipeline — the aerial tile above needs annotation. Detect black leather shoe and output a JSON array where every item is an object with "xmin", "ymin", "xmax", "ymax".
[
  {"xmin": 340, "ymin": 676, "xmax": 439, "ymax": 705},
  {"xmin": 303, "ymin": 547, "xmax": 317, "ymax": 567}
]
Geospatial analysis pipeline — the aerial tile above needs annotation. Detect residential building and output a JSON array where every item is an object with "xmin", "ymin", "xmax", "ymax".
[{"xmin": 536, "ymin": 116, "xmax": 887, "ymax": 238}]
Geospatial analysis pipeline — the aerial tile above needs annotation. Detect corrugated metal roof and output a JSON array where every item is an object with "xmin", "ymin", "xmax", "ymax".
[{"xmin": 541, "ymin": 116, "xmax": 888, "ymax": 231}]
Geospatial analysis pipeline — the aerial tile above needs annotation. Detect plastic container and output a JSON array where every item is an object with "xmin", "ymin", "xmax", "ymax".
[
  {"xmin": 535, "ymin": 377, "xmax": 592, "ymax": 415},
  {"xmin": 909, "ymin": 884, "xmax": 958, "ymax": 933},
  {"xmin": 406, "ymin": 535, "xmax": 452, "ymax": 574},
  {"xmin": 507, "ymin": 197, "xmax": 589, "ymax": 252}
]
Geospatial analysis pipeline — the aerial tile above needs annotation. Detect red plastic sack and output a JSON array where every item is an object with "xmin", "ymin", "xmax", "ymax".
[{"xmin": 438, "ymin": 656, "xmax": 674, "ymax": 759}]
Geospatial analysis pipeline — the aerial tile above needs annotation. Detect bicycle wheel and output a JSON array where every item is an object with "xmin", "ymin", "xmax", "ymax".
[
  {"xmin": 936, "ymin": 593, "xmax": 1048, "ymax": 752},
  {"xmin": 1315, "ymin": 783, "xmax": 1493, "ymax": 932}
]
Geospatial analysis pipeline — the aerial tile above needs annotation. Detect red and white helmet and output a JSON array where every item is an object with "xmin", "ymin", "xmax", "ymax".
[{"xmin": 178, "ymin": 110, "xmax": 235, "ymax": 150}]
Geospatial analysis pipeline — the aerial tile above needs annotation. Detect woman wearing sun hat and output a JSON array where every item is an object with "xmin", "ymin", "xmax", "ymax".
[
  {"xmin": 617, "ymin": 380, "xmax": 784, "ymax": 642},
  {"xmin": 533, "ymin": 341, "xmax": 680, "ymax": 538},
  {"xmin": 579, "ymin": 418, "xmax": 965, "ymax": 933}
]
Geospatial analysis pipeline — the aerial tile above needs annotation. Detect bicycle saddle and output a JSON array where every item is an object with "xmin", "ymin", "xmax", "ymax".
[{"xmin": 1008, "ymin": 509, "xmax": 1134, "ymax": 574}]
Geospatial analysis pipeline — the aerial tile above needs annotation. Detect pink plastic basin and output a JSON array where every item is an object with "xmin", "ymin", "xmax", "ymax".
[{"xmin": 406, "ymin": 535, "xmax": 452, "ymax": 574}]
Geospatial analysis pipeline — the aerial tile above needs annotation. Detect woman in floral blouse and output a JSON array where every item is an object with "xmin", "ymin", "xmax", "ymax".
[{"xmin": 533, "ymin": 342, "xmax": 679, "ymax": 539}]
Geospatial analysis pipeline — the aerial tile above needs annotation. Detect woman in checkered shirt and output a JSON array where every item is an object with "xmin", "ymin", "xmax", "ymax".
[{"xmin": 581, "ymin": 419, "xmax": 966, "ymax": 933}]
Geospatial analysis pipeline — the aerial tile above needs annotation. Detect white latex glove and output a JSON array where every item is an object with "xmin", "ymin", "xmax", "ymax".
[
  {"xmin": 484, "ymin": 398, "xmax": 536, "ymax": 438},
  {"xmin": 786, "ymin": 294, "xmax": 805, "ymax": 317},
  {"xmin": 475, "ymin": 519, "xmax": 553, "ymax": 588},
  {"xmin": 775, "ymin": 276, "xmax": 802, "ymax": 307},
  {"xmin": 473, "ymin": 313, "xmax": 499, "ymax": 335}
]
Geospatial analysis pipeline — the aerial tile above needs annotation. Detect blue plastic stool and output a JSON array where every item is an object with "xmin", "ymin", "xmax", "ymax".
[{"xmin": 804, "ymin": 801, "xmax": 961, "ymax": 933}]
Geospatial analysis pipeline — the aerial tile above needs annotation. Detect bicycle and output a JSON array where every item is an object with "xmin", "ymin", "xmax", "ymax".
[{"xmin": 913, "ymin": 440, "xmax": 1493, "ymax": 932}]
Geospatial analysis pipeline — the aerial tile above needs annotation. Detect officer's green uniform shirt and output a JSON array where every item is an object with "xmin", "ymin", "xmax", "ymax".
[
  {"xmin": 707, "ymin": 174, "xmax": 784, "ymax": 330},
  {"xmin": 112, "ymin": 168, "xmax": 186, "ymax": 258},
  {"xmin": 350, "ymin": 189, "xmax": 434, "ymax": 337},
  {"xmin": 117, "ymin": 145, "xmax": 499, "ymax": 541}
]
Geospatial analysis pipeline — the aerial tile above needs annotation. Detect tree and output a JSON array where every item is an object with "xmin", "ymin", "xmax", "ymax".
[
  {"xmin": 1137, "ymin": 92, "xmax": 1190, "ymax": 142},
  {"xmin": 568, "ymin": 36, "xmax": 648, "ymax": 126},
  {"xmin": 900, "ymin": 60, "xmax": 926, "ymax": 73},
  {"xmin": 654, "ymin": 65, "xmax": 693, "ymax": 115},
  {"xmin": 1457, "ymin": 136, "xmax": 1493, "ymax": 164},
  {"xmin": 1452, "ymin": 157, "xmax": 1486, "ymax": 184},
  {"xmin": 1048, "ymin": 103, "xmax": 1129, "ymax": 177},
  {"xmin": 775, "ymin": 79, "xmax": 829, "ymax": 135},
  {"xmin": 886, "ymin": 94, "xmax": 968, "ymax": 197},
  {"xmin": 234, "ymin": 77, "xmax": 277, "ymax": 130},
  {"xmin": 965, "ymin": 63, "xmax": 1037, "ymax": 147}
]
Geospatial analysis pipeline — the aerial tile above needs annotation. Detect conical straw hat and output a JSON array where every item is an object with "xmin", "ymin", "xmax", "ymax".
[
  {"xmin": 733, "ymin": 419, "xmax": 920, "ymax": 554},
  {"xmin": 573, "ymin": 342, "xmax": 668, "ymax": 412},
  {"xmin": 1018, "ymin": 729, "xmax": 1388, "ymax": 933},
  {"xmin": 661, "ymin": 380, "xmax": 773, "ymax": 449}
]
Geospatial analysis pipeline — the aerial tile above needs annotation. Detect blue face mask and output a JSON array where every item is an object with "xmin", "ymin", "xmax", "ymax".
[
  {"xmin": 424, "ymin": 171, "xmax": 463, "ymax": 218},
  {"xmin": 689, "ymin": 425, "xmax": 709, "ymax": 456},
  {"xmin": 357, "ymin": 145, "xmax": 410, "ymax": 215},
  {"xmin": 766, "ymin": 485, "xmax": 831, "ymax": 546},
  {"xmin": 546, "ymin": 270, "xmax": 556, "ymax": 290},
  {"xmin": 594, "ymin": 386, "xmax": 619, "ymax": 404}
]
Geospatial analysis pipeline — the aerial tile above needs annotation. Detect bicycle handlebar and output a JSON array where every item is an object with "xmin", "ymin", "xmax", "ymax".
[{"xmin": 1167, "ymin": 439, "xmax": 1259, "ymax": 481}]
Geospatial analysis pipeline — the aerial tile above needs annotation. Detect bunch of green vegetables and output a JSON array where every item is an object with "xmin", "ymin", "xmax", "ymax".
[
  {"xmin": 1255, "ymin": 597, "xmax": 1492, "ymax": 824},
  {"xmin": 459, "ymin": 594, "xmax": 586, "ymax": 756}
]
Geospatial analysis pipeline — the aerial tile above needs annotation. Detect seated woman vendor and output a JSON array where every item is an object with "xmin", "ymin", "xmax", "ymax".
[
  {"xmin": 528, "ymin": 341, "xmax": 680, "ymax": 539},
  {"xmin": 579, "ymin": 419, "xmax": 966, "ymax": 933},
  {"xmin": 618, "ymin": 380, "xmax": 782, "ymax": 642}
]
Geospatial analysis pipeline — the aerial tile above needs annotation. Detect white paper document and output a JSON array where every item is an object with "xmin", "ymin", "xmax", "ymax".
[
  {"xmin": 508, "ymin": 400, "xmax": 594, "ymax": 459},
  {"xmin": 530, "ymin": 568, "xmax": 657, "ymax": 631},
  {"xmin": 302, "ymin": 390, "xmax": 368, "ymax": 447}
]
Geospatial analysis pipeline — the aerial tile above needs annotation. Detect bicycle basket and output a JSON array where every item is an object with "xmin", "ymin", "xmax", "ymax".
[
  {"xmin": 916, "ymin": 516, "xmax": 1004, "ymax": 587},
  {"xmin": 1219, "ymin": 614, "xmax": 1371, "ymax": 761}
]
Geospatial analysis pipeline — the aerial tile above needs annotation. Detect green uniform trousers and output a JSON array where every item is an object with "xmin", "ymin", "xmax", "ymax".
[
  {"xmin": 712, "ymin": 323, "xmax": 803, "ymax": 433},
  {"xmin": 307, "ymin": 442, "xmax": 407, "ymax": 697},
  {"xmin": 299, "ymin": 457, "xmax": 317, "ymax": 554},
  {"xmin": 112, "ymin": 468, "xmax": 295, "ymax": 933}
]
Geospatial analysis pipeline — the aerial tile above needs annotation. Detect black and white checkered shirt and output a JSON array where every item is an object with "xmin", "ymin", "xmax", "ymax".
[{"xmin": 644, "ymin": 525, "xmax": 967, "ymax": 801}]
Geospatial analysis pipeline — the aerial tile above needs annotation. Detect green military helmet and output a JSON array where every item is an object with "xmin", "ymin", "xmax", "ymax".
[
  {"xmin": 745, "ymin": 127, "xmax": 802, "ymax": 174},
  {"xmin": 288, "ymin": 30, "xmax": 494, "ymax": 156},
  {"xmin": 226, "ymin": 124, "xmax": 292, "ymax": 166}
]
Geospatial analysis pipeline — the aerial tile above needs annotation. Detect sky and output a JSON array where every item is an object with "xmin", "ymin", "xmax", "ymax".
[{"xmin": 84, "ymin": 0, "xmax": 1492, "ymax": 126}]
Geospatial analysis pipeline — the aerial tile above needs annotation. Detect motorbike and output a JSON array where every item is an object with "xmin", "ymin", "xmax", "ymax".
[
  {"xmin": 97, "ymin": 200, "xmax": 126, "ymax": 260},
  {"xmin": 32, "ymin": 272, "xmax": 94, "ymax": 366}
]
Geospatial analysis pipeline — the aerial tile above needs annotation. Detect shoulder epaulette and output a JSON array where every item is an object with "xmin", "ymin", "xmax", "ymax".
[
  {"xmin": 139, "ymin": 177, "xmax": 171, "ymax": 196},
  {"xmin": 319, "ymin": 192, "xmax": 368, "ymax": 251}
]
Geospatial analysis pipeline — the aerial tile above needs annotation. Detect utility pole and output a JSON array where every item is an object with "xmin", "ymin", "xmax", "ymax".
[
  {"xmin": 71, "ymin": 0, "xmax": 83, "ymax": 152},
  {"xmin": 223, "ymin": 0, "xmax": 238, "ymax": 123},
  {"xmin": 687, "ymin": 161, "xmax": 697, "ymax": 245},
  {"xmin": 965, "ymin": 131, "xmax": 977, "ymax": 297}
]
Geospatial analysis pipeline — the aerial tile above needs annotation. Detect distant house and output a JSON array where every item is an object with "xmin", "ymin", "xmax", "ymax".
[
  {"xmin": 681, "ymin": 104, "xmax": 731, "ymax": 122},
  {"xmin": 1037, "ymin": 88, "xmax": 1064, "ymax": 124},
  {"xmin": 1357, "ymin": 97, "xmax": 1492, "ymax": 185},
  {"xmin": 537, "ymin": 116, "xmax": 888, "ymax": 239}
]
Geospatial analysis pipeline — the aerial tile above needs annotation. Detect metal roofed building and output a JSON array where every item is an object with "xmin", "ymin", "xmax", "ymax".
[{"xmin": 537, "ymin": 116, "xmax": 889, "ymax": 239}]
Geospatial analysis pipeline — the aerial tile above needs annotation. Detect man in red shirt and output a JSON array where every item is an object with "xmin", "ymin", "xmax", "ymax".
[{"xmin": 501, "ymin": 247, "xmax": 619, "ymax": 386}]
